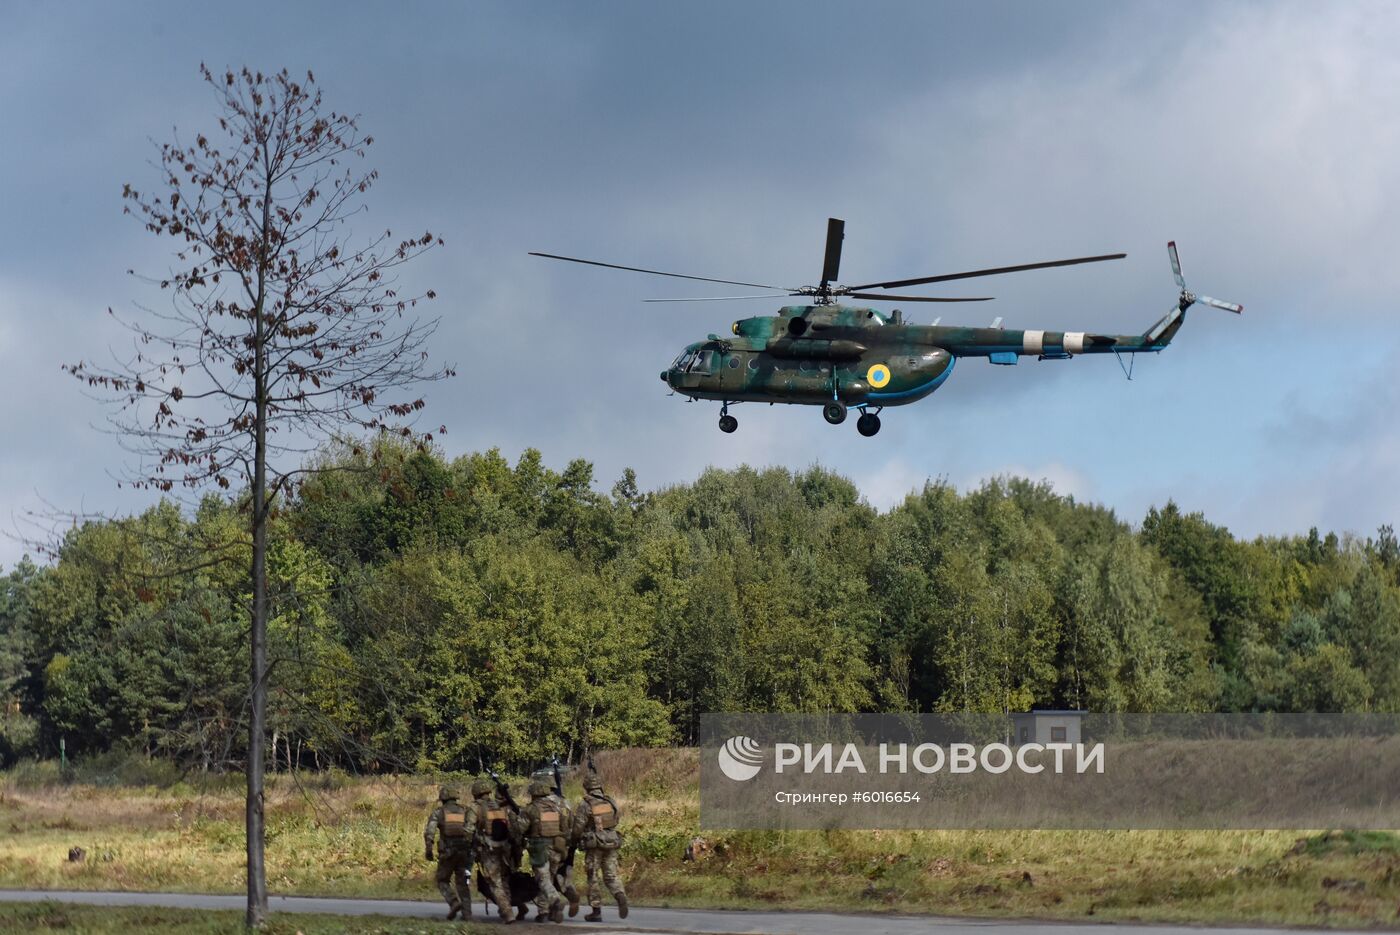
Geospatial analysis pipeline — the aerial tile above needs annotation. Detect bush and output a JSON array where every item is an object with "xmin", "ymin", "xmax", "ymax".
[
  {"xmin": 72, "ymin": 750, "xmax": 187, "ymax": 787},
  {"xmin": 0, "ymin": 711, "xmax": 39, "ymax": 767},
  {"xmin": 1, "ymin": 758, "xmax": 63, "ymax": 789}
]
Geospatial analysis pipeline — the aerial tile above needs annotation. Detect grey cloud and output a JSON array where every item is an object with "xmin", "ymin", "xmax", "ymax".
[{"xmin": 4, "ymin": 1, "xmax": 1399, "ymax": 566}]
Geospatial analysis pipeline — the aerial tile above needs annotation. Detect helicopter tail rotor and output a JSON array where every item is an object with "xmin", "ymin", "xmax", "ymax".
[
  {"xmin": 1143, "ymin": 242, "xmax": 1243, "ymax": 347},
  {"xmin": 1168, "ymin": 241, "xmax": 1243, "ymax": 314}
]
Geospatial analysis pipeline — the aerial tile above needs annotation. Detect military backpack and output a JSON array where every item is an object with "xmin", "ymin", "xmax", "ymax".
[{"xmin": 477, "ymin": 801, "xmax": 511, "ymax": 844}]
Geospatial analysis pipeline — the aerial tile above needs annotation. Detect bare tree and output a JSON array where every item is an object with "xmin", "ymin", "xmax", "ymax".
[{"xmin": 67, "ymin": 65, "xmax": 452, "ymax": 927}]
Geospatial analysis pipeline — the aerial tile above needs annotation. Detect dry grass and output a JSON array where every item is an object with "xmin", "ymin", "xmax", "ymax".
[{"xmin": 3, "ymin": 751, "xmax": 1400, "ymax": 928}]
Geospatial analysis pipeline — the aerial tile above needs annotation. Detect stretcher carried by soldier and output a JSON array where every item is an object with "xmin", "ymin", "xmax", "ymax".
[
  {"xmin": 469, "ymin": 777, "xmax": 520, "ymax": 923},
  {"xmin": 476, "ymin": 771, "xmax": 540, "ymax": 919},
  {"xmin": 514, "ymin": 779, "xmax": 572, "ymax": 923},
  {"xmin": 550, "ymin": 756, "xmax": 582, "ymax": 917}
]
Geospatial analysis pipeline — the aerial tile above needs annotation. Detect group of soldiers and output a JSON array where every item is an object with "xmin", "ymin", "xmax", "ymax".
[{"xmin": 424, "ymin": 769, "xmax": 629, "ymax": 924}]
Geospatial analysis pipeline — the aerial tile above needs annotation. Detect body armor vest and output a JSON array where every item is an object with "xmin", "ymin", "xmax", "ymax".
[
  {"xmin": 442, "ymin": 802, "xmax": 467, "ymax": 838},
  {"xmin": 589, "ymin": 797, "xmax": 618, "ymax": 831},
  {"xmin": 534, "ymin": 805, "xmax": 562, "ymax": 837}
]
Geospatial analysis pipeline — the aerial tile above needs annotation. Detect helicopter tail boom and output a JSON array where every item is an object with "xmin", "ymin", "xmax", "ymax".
[{"xmin": 982, "ymin": 241, "xmax": 1242, "ymax": 358}]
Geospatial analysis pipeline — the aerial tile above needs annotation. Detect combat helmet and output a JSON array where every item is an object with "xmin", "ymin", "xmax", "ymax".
[
  {"xmin": 527, "ymin": 779, "xmax": 552, "ymax": 798},
  {"xmin": 583, "ymin": 772, "xmax": 603, "ymax": 794},
  {"xmin": 470, "ymin": 778, "xmax": 494, "ymax": 798},
  {"xmin": 438, "ymin": 784, "xmax": 460, "ymax": 802}
]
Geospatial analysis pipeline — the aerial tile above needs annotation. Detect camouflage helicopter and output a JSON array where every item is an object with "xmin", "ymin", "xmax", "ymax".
[{"xmin": 531, "ymin": 219, "xmax": 1240, "ymax": 436}]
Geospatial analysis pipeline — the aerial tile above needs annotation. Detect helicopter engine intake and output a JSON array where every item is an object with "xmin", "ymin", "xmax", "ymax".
[{"xmin": 766, "ymin": 338, "xmax": 867, "ymax": 361}]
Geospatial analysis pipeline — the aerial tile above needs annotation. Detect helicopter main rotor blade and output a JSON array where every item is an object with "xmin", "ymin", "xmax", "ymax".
[
  {"xmin": 528, "ymin": 252, "xmax": 787, "ymax": 291},
  {"xmin": 642, "ymin": 294, "xmax": 795, "ymax": 302},
  {"xmin": 845, "ymin": 252, "xmax": 1126, "ymax": 291},
  {"xmin": 845, "ymin": 292, "xmax": 994, "ymax": 303},
  {"xmin": 820, "ymin": 218, "xmax": 845, "ymax": 287}
]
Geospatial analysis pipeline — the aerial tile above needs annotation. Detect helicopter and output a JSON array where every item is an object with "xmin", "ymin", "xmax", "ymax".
[{"xmin": 530, "ymin": 219, "xmax": 1241, "ymax": 436}]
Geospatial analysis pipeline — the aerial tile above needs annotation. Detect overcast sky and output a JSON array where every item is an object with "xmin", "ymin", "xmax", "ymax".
[{"xmin": 3, "ymin": 1, "xmax": 1399, "ymax": 568}]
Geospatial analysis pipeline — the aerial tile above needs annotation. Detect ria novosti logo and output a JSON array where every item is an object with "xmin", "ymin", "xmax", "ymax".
[
  {"xmin": 717, "ymin": 736, "xmax": 764, "ymax": 781},
  {"xmin": 715, "ymin": 738, "xmax": 1106, "ymax": 780}
]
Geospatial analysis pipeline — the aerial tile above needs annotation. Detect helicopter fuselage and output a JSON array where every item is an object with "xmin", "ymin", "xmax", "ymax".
[
  {"xmin": 533, "ymin": 220, "xmax": 1236, "ymax": 436},
  {"xmin": 661, "ymin": 303, "xmax": 1173, "ymax": 409}
]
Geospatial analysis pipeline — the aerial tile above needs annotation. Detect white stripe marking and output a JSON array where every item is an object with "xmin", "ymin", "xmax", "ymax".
[
  {"xmin": 1023, "ymin": 329, "xmax": 1044, "ymax": 354},
  {"xmin": 1064, "ymin": 331, "xmax": 1085, "ymax": 354}
]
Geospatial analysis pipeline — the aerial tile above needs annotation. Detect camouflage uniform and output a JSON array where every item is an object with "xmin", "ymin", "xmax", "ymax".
[
  {"xmin": 497, "ymin": 789, "xmax": 525, "ymax": 872},
  {"xmin": 573, "ymin": 773, "xmax": 628, "ymax": 921},
  {"xmin": 514, "ymin": 780, "xmax": 567, "ymax": 923},
  {"xmin": 547, "ymin": 788, "xmax": 580, "ymax": 917},
  {"xmin": 470, "ymin": 779, "xmax": 517, "ymax": 923},
  {"xmin": 423, "ymin": 785, "xmax": 473, "ymax": 920}
]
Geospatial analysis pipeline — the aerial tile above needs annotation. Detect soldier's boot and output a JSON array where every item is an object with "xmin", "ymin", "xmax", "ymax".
[
  {"xmin": 446, "ymin": 899, "xmax": 461, "ymax": 920},
  {"xmin": 549, "ymin": 898, "xmax": 565, "ymax": 923},
  {"xmin": 566, "ymin": 885, "xmax": 580, "ymax": 917},
  {"xmin": 534, "ymin": 909, "xmax": 549, "ymax": 922},
  {"xmin": 616, "ymin": 893, "xmax": 629, "ymax": 919},
  {"xmin": 584, "ymin": 908, "xmax": 604, "ymax": 922}
]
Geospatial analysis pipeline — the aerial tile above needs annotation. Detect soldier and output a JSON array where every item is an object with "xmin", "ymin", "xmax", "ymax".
[
  {"xmin": 545, "ymin": 780, "xmax": 580, "ymax": 917},
  {"xmin": 423, "ymin": 784, "xmax": 473, "ymax": 920},
  {"xmin": 573, "ymin": 772, "xmax": 628, "ymax": 922},
  {"xmin": 514, "ymin": 779, "xmax": 568, "ymax": 923},
  {"xmin": 495, "ymin": 779, "xmax": 525, "ymax": 875},
  {"xmin": 470, "ymin": 778, "xmax": 518, "ymax": 923}
]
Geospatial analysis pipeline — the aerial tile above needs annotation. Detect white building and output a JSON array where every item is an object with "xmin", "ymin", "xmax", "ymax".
[{"xmin": 1010, "ymin": 709, "xmax": 1085, "ymax": 745}]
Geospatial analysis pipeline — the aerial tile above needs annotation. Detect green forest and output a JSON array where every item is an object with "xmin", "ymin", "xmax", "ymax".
[{"xmin": 2, "ymin": 441, "xmax": 1398, "ymax": 773}]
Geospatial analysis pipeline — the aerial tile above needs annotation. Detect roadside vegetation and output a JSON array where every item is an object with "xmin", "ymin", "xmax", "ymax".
[{"xmin": 3, "ymin": 750, "xmax": 1399, "ymax": 928}]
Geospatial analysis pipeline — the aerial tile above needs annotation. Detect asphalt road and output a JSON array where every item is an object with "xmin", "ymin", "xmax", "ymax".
[{"xmin": 0, "ymin": 890, "xmax": 1331, "ymax": 935}]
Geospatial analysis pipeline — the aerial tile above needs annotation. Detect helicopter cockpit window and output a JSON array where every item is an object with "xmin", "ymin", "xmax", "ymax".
[
  {"xmin": 673, "ymin": 350, "xmax": 696, "ymax": 371},
  {"xmin": 689, "ymin": 350, "xmax": 715, "ymax": 374}
]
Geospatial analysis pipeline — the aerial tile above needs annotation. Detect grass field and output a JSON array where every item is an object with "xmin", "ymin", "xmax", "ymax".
[
  {"xmin": 2, "ymin": 749, "xmax": 1399, "ymax": 928},
  {"xmin": 0, "ymin": 902, "xmax": 495, "ymax": 934}
]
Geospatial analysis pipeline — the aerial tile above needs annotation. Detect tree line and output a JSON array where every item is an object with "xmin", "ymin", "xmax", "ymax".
[{"xmin": 2, "ymin": 441, "xmax": 1397, "ymax": 772}]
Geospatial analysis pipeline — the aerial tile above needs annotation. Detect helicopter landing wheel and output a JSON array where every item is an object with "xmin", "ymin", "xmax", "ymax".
[
  {"xmin": 718, "ymin": 414, "xmax": 738, "ymax": 434},
  {"xmin": 856, "ymin": 412, "xmax": 881, "ymax": 437},
  {"xmin": 822, "ymin": 401, "xmax": 847, "ymax": 425}
]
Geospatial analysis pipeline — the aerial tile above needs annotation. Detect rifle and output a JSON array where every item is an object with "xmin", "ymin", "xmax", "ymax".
[{"xmin": 488, "ymin": 769, "xmax": 520, "ymax": 813}]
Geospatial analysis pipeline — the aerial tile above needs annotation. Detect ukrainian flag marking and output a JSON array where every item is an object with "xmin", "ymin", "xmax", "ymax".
[{"xmin": 866, "ymin": 363, "xmax": 891, "ymax": 388}]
